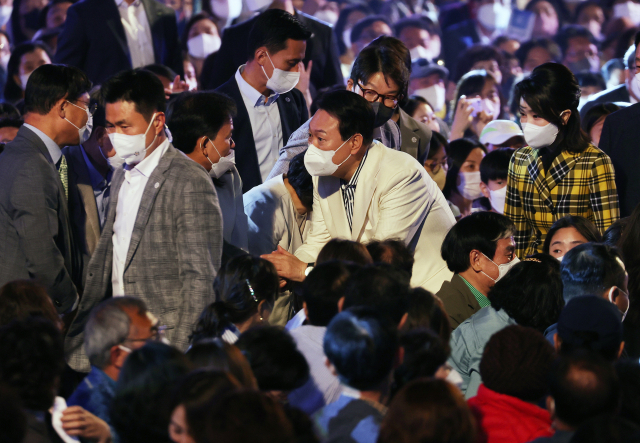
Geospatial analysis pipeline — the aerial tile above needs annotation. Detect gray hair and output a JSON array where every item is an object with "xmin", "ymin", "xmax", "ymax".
[{"xmin": 84, "ymin": 297, "xmax": 148, "ymax": 369}]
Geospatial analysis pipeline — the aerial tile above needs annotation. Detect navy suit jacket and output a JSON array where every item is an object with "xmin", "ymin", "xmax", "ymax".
[
  {"xmin": 201, "ymin": 11, "xmax": 343, "ymax": 96},
  {"xmin": 579, "ymin": 84, "xmax": 630, "ymax": 116},
  {"xmin": 442, "ymin": 19, "xmax": 480, "ymax": 73},
  {"xmin": 215, "ymin": 76, "xmax": 309, "ymax": 193},
  {"xmin": 55, "ymin": 0, "xmax": 183, "ymax": 85}
]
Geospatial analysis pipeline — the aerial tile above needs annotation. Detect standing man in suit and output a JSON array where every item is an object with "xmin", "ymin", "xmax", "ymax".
[
  {"xmin": 201, "ymin": 0, "xmax": 343, "ymax": 96},
  {"xmin": 65, "ymin": 70, "xmax": 222, "ymax": 373},
  {"xmin": 215, "ymin": 9, "xmax": 310, "ymax": 193},
  {"xmin": 263, "ymin": 90, "xmax": 456, "ymax": 293},
  {"xmin": 0, "ymin": 64, "xmax": 91, "ymax": 313},
  {"xmin": 54, "ymin": 0, "xmax": 183, "ymax": 86}
]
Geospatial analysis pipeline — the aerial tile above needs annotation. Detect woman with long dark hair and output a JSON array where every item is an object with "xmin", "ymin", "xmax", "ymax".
[{"xmin": 505, "ymin": 63, "xmax": 619, "ymax": 258}]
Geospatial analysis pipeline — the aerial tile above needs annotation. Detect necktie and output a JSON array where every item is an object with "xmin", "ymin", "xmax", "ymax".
[{"xmin": 58, "ymin": 155, "xmax": 68, "ymax": 200}]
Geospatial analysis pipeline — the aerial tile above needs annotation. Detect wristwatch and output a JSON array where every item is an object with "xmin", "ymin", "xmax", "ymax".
[{"xmin": 304, "ymin": 263, "xmax": 314, "ymax": 277}]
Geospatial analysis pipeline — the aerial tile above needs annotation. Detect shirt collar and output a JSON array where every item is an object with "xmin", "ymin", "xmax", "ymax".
[
  {"xmin": 127, "ymin": 138, "xmax": 170, "ymax": 178},
  {"xmin": 235, "ymin": 65, "xmax": 280, "ymax": 107},
  {"xmin": 341, "ymin": 147, "xmax": 369, "ymax": 188},
  {"xmin": 24, "ymin": 123, "xmax": 62, "ymax": 165},
  {"xmin": 80, "ymin": 145, "xmax": 110, "ymax": 189},
  {"xmin": 459, "ymin": 275, "xmax": 491, "ymax": 308}
]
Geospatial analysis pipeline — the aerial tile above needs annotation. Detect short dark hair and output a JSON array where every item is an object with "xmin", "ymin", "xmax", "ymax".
[
  {"xmin": 480, "ymin": 148, "xmax": 513, "ymax": 184},
  {"xmin": 167, "ymin": 91, "xmax": 237, "ymax": 155},
  {"xmin": 603, "ymin": 218, "xmax": 628, "ymax": 247},
  {"xmin": 0, "ymin": 280, "xmax": 59, "ymax": 327},
  {"xmin": 543, "ymin": 215, "xmax": 602, "ymax": 257},
  {"xmin": 561, "ymin": 243, "xmax": 626, "ymax": 303},
  {"xmin": 247, "ymin": 9, "xmax": 311, "ymax": 60},
  {"xmin": 440, "ymin": 211, "xmax": 516, "ymax": 273},
  {"xmin": 333, "ymin": 3, "xmax": 372, "ymax": 55},
  {"xmin": 551, "ymin": 352, "xmax": 620, "ymax": 428},
  {"xmin": 342, "ymin": 264, "xmax": 411, "ymax": 324},
  {"xmin": 235, "ymin": 326, "xmax": 309, "ymax": 392},
  {"xmin": 489, "ymin": 254, "xmax": 564, "ymax": 333},
  {"xmin": 555, "ymin": 25, "xmax": 595, "ymax": 58},
  {"xmin": 402, "ymin": 288, "xmax": 451, "ymax": 352},
  {"xmin": 453, "ymin": 44, "xmax": 504, "ymax": 83},
  {"xmin": 101, "ymin": 69, "xmax": 166, "ymax": 121},
  {"xmin": 393, "ymin": 17, "xmax": 432, "ymax": 38},
  {"xmin": 366, "ymin": 239, "xmax": 414, "ymax": 278},
  {"xmin": 302, "ymin": 261, "xmax": 359, "ymax": 327},
  {"xmin": 366, "ymin": 35, "xmax": 412, "ymax": 74},
  {"xmin": 350, "ymin": 15, "xmax": 391, "ymax": 44},
  {"xmin": 185, "ymin": 339, "xmax": 257, "ymax": 389},
  {"xmin": 324, "ymin": 307, "xmax": 398, "ymax": 390},
  {"xmin": 515, "ymin": 38, "xmax": 562, "ymax": 68},
  {"xmin": 351, "ymin": 43, "xmax": 410, "ymax": 100},
  {"xmin": 443, "ymin": 138, "xmax": 487, "ymax": 199},
  {"xmin": 24, "ymin": 64, "xmax": 91, "ymax": 115},
  {"xmin": 427, "ymin": 131, "xmax": 448, "ymax": 161},
  {"xmin": 0, "ymin": 103, "xmax": 21, "ymax": 120},
  {"xmin": 575, "ymin": 72, "xmax": 606, "ymax": 91},
  {"xmin": 316, "ymin": 238, "xmax": 373, "ymax": 266},
  {"xmin": 581, "ymin": 103, "xmax": 620, "ymax": 136},
  {"xmin": 286, "ymin": 151, "xmax": 313, "ymax": 212},
  {"xmin": 142, "ymin": 64, "xmax": 177, "ymax": 83},
  {"xmin": 316, "ymin": 89, "xmax": 374, "ymax": 147}
]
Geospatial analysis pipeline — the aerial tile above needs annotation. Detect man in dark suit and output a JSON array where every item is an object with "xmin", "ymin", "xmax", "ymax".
[
  {"xmin": 215, "ymin": 9, "xmax": 310, "ymax": 193},
  {"xmin": 65, "ymin": 70, "xmax": 222, "ymax": 373},
  {"xmin": 201, "ymin": 1, "xmax": 343, "ymax": 96},
  {"xmin": 0, "ymin": 64, "xmax": 91, "ymax": 312},
  {"xmin": 54, "ymin": 0, "xmax": 183, "ymax": 86}
]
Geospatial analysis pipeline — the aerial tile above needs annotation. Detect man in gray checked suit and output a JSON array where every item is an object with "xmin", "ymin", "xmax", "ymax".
[{"xmin": 65, "ymin": 70, "xmax": 223, "ymax": 373}]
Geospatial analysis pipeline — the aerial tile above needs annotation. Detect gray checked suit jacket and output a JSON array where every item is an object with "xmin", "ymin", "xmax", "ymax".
[{"xmin": 65, "ymin": 144, "xmax": 223, "ymax": 372}]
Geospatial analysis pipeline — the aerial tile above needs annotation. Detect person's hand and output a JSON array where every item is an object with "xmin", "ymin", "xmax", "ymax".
[
  {"xmin": 261, "ymin": 245, "xmax": 308, "ymax": 282},
  {"xmin": 449, "ymin": 95, "xmax": 474, "ymax": 141},
  {"xmin": 164, "ymin": 75, "xmax": 190, "ymax": 100},
  {"xmin": 61, "ymin": 406, "xmax": 111, "ymax": 443},
  {"xmin": 295, "ymin": 61, "xmax": 313, "ymax": 114},
  {"xmin": 472, "ymin": 109, "xmax": 494, "ymax": 139}
]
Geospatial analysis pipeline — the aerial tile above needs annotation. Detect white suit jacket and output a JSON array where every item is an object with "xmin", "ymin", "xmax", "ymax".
[
  {"xmin": 295, "ymin": 141, "xmax": 455, "ymax": 293},
  {"xmin": 243, "ymin": 174, "xmax": 310, "ymax": 256}
]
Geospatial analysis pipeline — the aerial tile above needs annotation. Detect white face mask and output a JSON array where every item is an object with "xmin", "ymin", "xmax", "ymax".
[
  {"xmin": 97, "ymin": 143, "xmax": 125, "ymax": 170},
  {"xmin": 187, "ymin": 33, "xmax": 221, "ymax": 59},
  {"xmin": 20, "ymin": 72, "xmax": 31, "ymax": 90},
  {"xmin": 210, "ymin": 0, "xmax": 242, "ymax": 21},
  {"xmin": 409, "ymin": 45, "xmax": 432, "ymax": 61},
  {"xmin": 65, "ymin": 101, "xmax": 93, "ymax": 145},
  {"xmin": 262, "ymin": 51, "xmax": 300, "ymax": 94},
  {"xmin": 415, "ymin": 83, "xmax": 445, "ymax": 112},
  {"xmin": 477, "ymin": 2, "xmax": 511, "ymax": 31},
  {"xmin": 314, "ymin": 9, "xmax": 338, "ymax": 25},
  {"xmin": 481, "ymin": 254, "xmax": 520, "ymax": 283},
  {"xmin": 304, "ymin": 135, "xmax": 353, "ymax": 177},
  {"xmin": 108, "ymin": 112, "xmax": 158, "ymax": 166},
  {"xmin": 489, "ymin": 186, "xmax": 507, "ymax": 213},
  {"xmin": 457, "ymin": 170, "xmax": 484, "ymax": 200},
  {"xmin": 204, "ymin": 138, "xmax": 236, "ymax": 179},
  {"xmin": 0, "ymin": 5, "xmax": 11, "ymax": 28},
  {"xmin": 614, "ymin": 1, "xmax": 640, "ymax": 25},
  {"xmin": 342, "ymin": 28, "xmax": 352, "ymax": 49},
  {"xmin": 482, "ymin": 98, "xmax": 500, "ymax": 118},
  {"xmin": 521, "ymin": 121, "xmax": 559, "ymax": 149}
]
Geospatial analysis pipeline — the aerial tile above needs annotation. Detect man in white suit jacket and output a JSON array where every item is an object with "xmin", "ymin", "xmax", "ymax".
[{"xmin": 263, "ymin": 91, "xmax": 455, "ymax": 293}]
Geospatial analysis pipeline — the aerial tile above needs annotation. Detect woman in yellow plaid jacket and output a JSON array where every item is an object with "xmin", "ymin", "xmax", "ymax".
[{"xmin": 505, "ymin": 63, "xmax": 619, "ymax": 258}]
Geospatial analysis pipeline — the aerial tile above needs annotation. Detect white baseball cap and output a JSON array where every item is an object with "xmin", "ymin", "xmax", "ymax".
[{"xmin": 480, "ymin": 120, "xmax": 524, "ymax": 146}]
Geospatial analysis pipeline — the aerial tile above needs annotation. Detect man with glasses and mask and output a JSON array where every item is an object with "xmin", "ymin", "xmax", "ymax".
[
  {"xmin": 0, "ymin": 64, "xmax": 91, "ymax": 313},
  {"xmin": 263, "ymin": 90, "xmax": 455, "ymax": 294}
]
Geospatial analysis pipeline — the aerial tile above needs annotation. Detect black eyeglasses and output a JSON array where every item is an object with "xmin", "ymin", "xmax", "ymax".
[{"xmin": 357, "ymin": 83, "xmax": 400, "ymax": 108}]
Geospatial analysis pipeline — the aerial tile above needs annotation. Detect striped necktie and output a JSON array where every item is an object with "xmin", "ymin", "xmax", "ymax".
[{"xmin": 58, "ymin": 155, "xmax": 68, "ymax": 199}]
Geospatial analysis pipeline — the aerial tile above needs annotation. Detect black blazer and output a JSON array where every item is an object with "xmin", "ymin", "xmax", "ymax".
[
  {"xmin": 579, "ymin": 84, "xmax": 630, "ymax": 116},
  {"xmin": 201, "ymin": 11, "xmax": 343, "ymax": 96},
  {"xmin": 55, "ymin": 0, "xmax": 183, "ymax": 86},
  {"xmin": 216, "ymin": 76, "xmax": 308, "ymax": 193},
  {"xmin": 598, "ymin": 103, "xmax": 640, "ymax": 217},
  {"xmin": 441, "ymin": 19, "xmax": 480, "ymax": 73}
]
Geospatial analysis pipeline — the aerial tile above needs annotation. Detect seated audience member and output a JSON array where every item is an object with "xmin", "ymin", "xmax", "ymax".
[
  {"xmin": 333, "ymin": 4, "xmax": 372, "ymax": 76},
  {"xmin": 168, "ymin": 370, "xmax": 240, "ymax": 443},
  {"xmin": 530, "ymin": 352, "xmax": 621, "ymax": 443},
  {"xmin": 244, "ymin": 151, "xmax": 313, "ymax": 257},
  {"xmin": 378, "ymin": 379, "xmax": 476, "ymax": 443},
  {"xmin": 575, "ymin": 1, "xmax": 605, "ymax": 40},
  {"xmin": 449, "ymin": 70, "xmax": 501, "ymax": 142},
  {"xmin": 443, "ymin": 138, "xmax": 487, "ymax": 217},
  {"xmin": 182, "ymin": 12, "xmax": 221, "ymax": 81},
  {"xmin": 0, "ymin": 116, "xmax": 23, "ymax": 143},
  {"xmin": 454, "ymin": 45, "xmax": 504, "ymax": 86},
  {"xmin": 214, "ymin": 9, "xmax": 311, "ymax": 192},
  {"xmin": 403, "ymin": 287, "xmax": 452, "ymax": 343},
  {"xmin": 479, "ymin": 148, "xmax": 513, "ymax": 214},
  {"xmin": 185, "ymin": 339, "xmax": 258, "ymax": 389},
  {"xmin": 349, "ymin": 15, "xmax": 393, "ymax": 58},
  {"xmin": 235, "ymin": 326, "xmax": 310, "ymax": 403},
  {"xmin": 615, "ymin": 360, "xmax": 640, "ymax": 427},
  {"xmin": 288, "ymin": 261, "xmax": 359, "ymax": 415},
  {"xmin": 68, "ymin": 297, "xmax": 155, "ymax": 431},
  {"xmin": 167, "ymin": 91, "xmax": 248, "ymax": 252},
  {"xmin": 555, "ymin": 296, "xmax": 625, "ymax": 361},
  {"xmin": 190, "ymin": 255, "xmax": 279, "ymax": 344},
  {"xmin": 402, "ymin": 95, "xmax": 442, "ymax": 135},
  {"xmin": 515, "ymin": 38, "xmax": 562, "ymax": 75},
  {"xmin": 366, "ymin": 239, "xmax": 414, "ymax": 279},
  {"xmin": 603, "ymin": 217, "xmax": 628, "ymax": 247},
  {"xmin": 394, "ymin": 17, "xmax": 440, "ymax": 63},
  {"xmin": 569, "ymin": 415, "xmax": 640, "ymax": 443},
  {"xmin": 316, "ymin": 239, "xmax": 373, "ymax": 266},
  {"xmin": 469, "ymin": 325, "xmax": 555, "ymax": 442},
  {"xmin": 580, "ymin": 102, "xmax": 620, "ymax": 147},
  {"xmin": 314, "ymin": 307, "xmax": 398, "ymax": 443},
  {"xmin": 479, "ymin": 120, "xmax": 524, "ymax": 151},
  {"xmin": 423, "ymin": 131, "xmax": 449, "ymax": 192},
  {"xmin": 203, "ymin": 390, "xmax": 296, "ymax": 443},
  {"xmin": 111, "ymin": 342, "xmax": 192, "ymax": 443},
  {"xmin": 450, "ymin": 255, "xmax": 564, "ymax": 398},
  {"xmin": 408, "ymin": 57, "xmax": 448, "ymax": 116},
  {"xmin": 3, "ymin": 42, "xmax": 52, "ymax": 105},
  {"xmin": 555, "ymin": 25, "xmax": 599, "ymax": 74},
  {"xmin": 0, "ymin": 280, "xmax": 60, "ymax": 328},
  {"xmin": 436, "ymin": 211, "xmax": 517, "ymax": 329},
  {"xmin": 576, "ymin": 72, "xmax": 606, "ymax": 105},
  {"xmin": 543, "ymin": 216, "xmax": 602, "ymax": 260}
]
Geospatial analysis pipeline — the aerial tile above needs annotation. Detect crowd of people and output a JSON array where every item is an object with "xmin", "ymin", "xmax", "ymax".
[{"xmin": 2, "ymin": 0, "xmax": 640, "ymax": 442}]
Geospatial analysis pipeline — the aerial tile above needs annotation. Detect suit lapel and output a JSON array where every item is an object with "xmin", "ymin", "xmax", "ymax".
[
  {"xmin": 544, "ymin": 150, "xmax": 579, "ymax": 193},
  {"xmin": 350, "ymin": 143, "xmax": 381, "ymax": 240},
  {"xmin": 278, "ymin": 93, "xmax": 294, "ymax": 143},
  {"xmin": 318, "ymin": 176, "xmax": 350, "ymax": 237},
  {"xmin": 526, "ymin": 149, "xmax": 554, "ymax": 210},
  {"xmin": 67, "ymin": 146, "xmax": 102, "ymax": 253},
  {"xmin": 104, "ymin": 0, "xmax": 131, "ymax": 63},
  {"xmin": 397, "ymin": 108, "xmax": 419, "ymax": 158}
]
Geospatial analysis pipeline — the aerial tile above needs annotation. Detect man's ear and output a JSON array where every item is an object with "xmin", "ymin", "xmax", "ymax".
[
  {"xmin": 57, "ymin": 98, "xmax": 69, "ymax": 119},
  {"xmin": 350, "ymin": 133, "xmax": 364, "ymax": 155},
  {"xmin": 480, "ymin": 181, "xmax": 490, "ymax": 199},
  {"xmin": 469, "ymin": 249, "xmax": 483, "ymax": 272},
  {"xmin": 254, "ymin": 47, "xmax": 268, "ymax": 66},
  {"xmin": 561, "ymin": 110, "xmax": 571, "ymax": 125},
  {"xmin": 346, "ymin": 78, "xmax": 354, "ymax": 92},
  {"xmin": 337, "ymin": 296, "xmax": 345, "ymax": 312}
]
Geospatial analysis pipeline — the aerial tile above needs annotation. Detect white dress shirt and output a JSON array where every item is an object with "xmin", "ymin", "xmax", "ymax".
[
  {"xmin": 115, "ymin": 0, "xmax": 155, "ymax": 68},
  {"xmin": 235, "ymin": 66, "xmax": 283, "ymax": 182},
  {"xmin": 112, "ymin": 139, "xmax": 170, "ymax": 296}
]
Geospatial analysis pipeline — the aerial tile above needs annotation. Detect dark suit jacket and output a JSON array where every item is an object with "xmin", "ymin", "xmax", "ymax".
[
  {"xmin": 435, "ymin": 274, "xmax": 481, "ymax": 330},
  {"xmin": 598, "ymin": 102, "xmax": 640, "ymax": 216},
  {"xmin": 0, "ymin": 126, "xmax": 79, "ymax": 312},
  {"xmin": 442, "ymin": 19, "xmax": 480, "ymax": 73},
  {"xmin": 62, "ymin": 145, "xmax": 103, "ymax": 289},
  {"xmin": 397, "ymin": 107, "xmax": 432, "ymax": 162},
  {"xmin": 55, "ymin": 0, "xmax": 183, "ymax": 85},
  {"xmin": 579, "ymin": 84, "xmax": 630, "ymax": 116},
  {"xmin": 201, "ymin": 11, "xmax": 343, "ymax": 95},
  {"xmin": 216, "ymin": 76, "xmax": 309, "ymax": 193},
  {"xmin": 65, "ymin": 144, "xmax": 223, "ymax": 372}
]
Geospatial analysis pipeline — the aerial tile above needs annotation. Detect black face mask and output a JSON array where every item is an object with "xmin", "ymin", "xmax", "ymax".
[{"xmin": 371, "ymin": 101, "xmax": 394, "ymax": 128}]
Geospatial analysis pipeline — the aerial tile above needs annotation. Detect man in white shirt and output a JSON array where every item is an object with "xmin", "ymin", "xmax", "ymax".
[
  {"xmin": 263, "ymin": 90, "xmax": 455, "ymax": 293},
  {"xmin": 65, "ymin": 70, "xmax": 223, "ymax": 373}
]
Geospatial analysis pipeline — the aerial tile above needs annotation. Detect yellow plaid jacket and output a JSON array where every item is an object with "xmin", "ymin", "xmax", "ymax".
[{"xmin": 505, "ymin": 145, "xmax": 619, "ymax": 258}]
